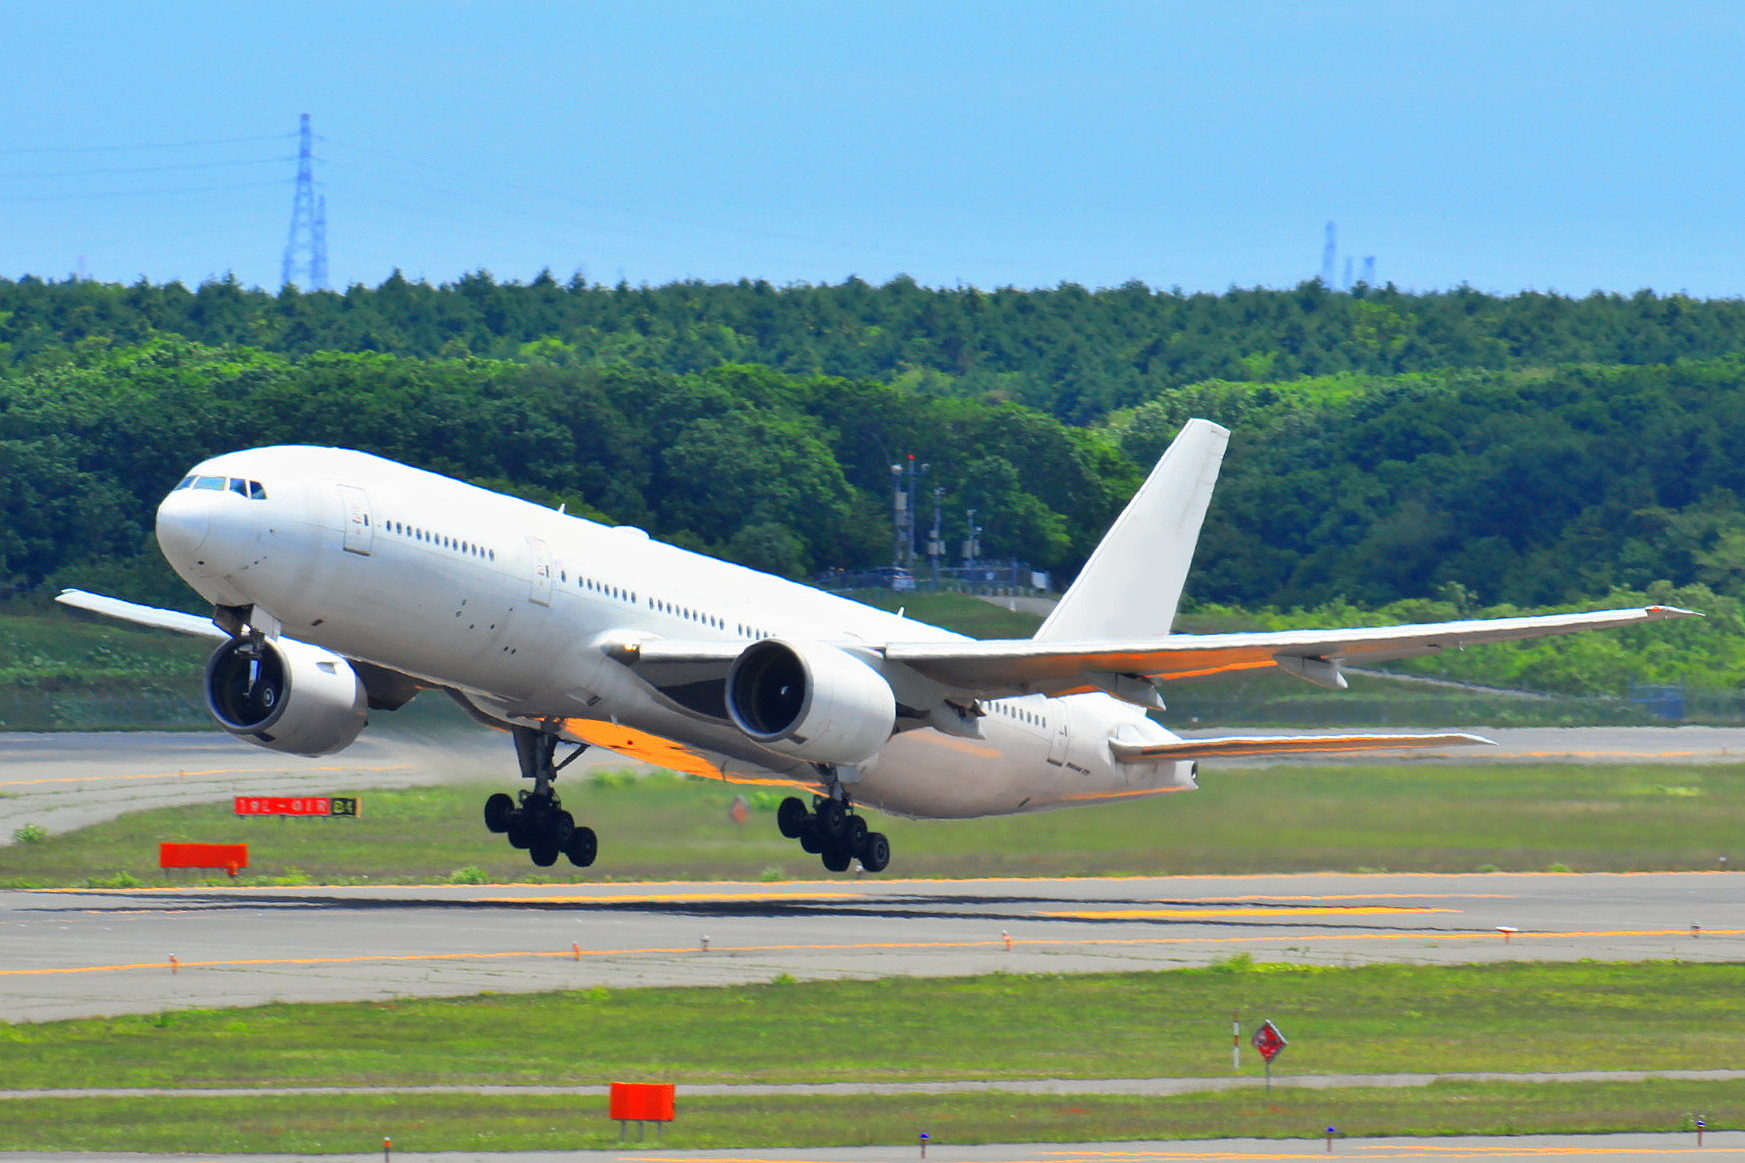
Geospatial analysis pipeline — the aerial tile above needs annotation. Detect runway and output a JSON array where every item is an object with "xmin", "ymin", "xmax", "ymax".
[{"xmin": 5, "ymin": 870, "xmax": 1741, "ymax": 1022}]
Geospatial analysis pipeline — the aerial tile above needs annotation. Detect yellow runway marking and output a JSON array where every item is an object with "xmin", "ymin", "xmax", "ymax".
[
  {"xmin": 475, "ymin": 892, "xmax": 866, "ymax": 905},
  {"xmin": 1041, "ymin": 907, "xmax": 1459, "ymax": 918},
  {"xmin": 9, "ymin": 928, "xmax": 1743, "ymax": 978},
  {"xmin": 0, "ymin": 764, "xmax": 411, "ymax": 788},
  {"xmin": 1187, "ymin": 894, "xmax": 1513, "ymax": 902}
]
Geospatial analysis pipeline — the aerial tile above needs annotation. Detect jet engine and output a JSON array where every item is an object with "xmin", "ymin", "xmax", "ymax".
[
  {"xmin": 726, "ymin": 639, "xmax": 896, "ymax": 766},
  {"xmin": 204, "ymin": 636, "xmax": 368, "ymax": 757}
]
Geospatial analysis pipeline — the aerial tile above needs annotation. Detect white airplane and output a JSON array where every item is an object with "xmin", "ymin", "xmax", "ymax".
[{"xmin": 59, "ymin": 419, "xmax": 1693, "ymax": 874}]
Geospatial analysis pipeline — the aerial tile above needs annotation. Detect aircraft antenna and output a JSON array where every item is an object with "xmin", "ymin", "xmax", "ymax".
[
  {"xmin": 1320, "ymin": 221, "xmax": 1337, "ymax": 286},
  {"xmin": 281, "ymin": 113, "xmax": 328, "ymax": 290}
]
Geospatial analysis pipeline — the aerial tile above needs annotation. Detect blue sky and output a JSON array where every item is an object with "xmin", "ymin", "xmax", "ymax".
[{"xmin": 2, "ymin": 1, "xmax": 1741, "ymax": 296}]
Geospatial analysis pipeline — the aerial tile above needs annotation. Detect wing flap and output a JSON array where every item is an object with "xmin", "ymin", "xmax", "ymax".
[{"xmin": 1111, "ymin": 731, "xmax": 1494, "ymax": 762}]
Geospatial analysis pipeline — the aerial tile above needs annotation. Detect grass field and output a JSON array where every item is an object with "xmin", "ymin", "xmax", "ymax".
[
  {"xmin": 3, "ymin": 963, "xmax": 1739, "ymax": 1086},
  {"xmin": 1, "ymin": 1081, "xmax": 1740, "ymax": 1153},
  {"xmin": 6, "ymin": 759, "xmax": 1745, "ymax": 887},
  {"xmin": 2, "ymin": 964, "xmax": 1744, "ymax": 1151}
]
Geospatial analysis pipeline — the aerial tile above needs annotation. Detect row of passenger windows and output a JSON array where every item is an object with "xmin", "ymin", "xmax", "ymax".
[
  {"xmin": 384, "ymin": 519, "xmax": 496, "ymax": 561},
  {"xmin": 577, "ymin": 575, "xmax": 634, "ymax": 603},
  {"xmin": 175, "ymin": 475, "xmax": 267, "ymax": 500},
  {"xmin": 990, "ymin": 700, "xmax": 1046, "ymax": 728},
  {"xmin": 652, "ymin": 597, "xmax": 724, "ymax": 631}
]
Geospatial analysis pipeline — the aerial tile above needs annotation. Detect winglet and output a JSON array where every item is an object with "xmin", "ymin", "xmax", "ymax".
[{"xmin": 1035, "ymin": 418, "xmax": 1229, "ymax": 642}]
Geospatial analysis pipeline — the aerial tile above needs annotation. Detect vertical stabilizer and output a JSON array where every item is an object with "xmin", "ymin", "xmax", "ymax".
[{"xmin": 1034, "ymin": 418, "xmax": 1229, "ymax": 642}]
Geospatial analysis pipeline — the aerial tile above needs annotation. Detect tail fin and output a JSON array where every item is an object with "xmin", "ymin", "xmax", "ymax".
[{"xmin": 1034, "ymin": 418, "xmax": 1229, "ymax": 642}]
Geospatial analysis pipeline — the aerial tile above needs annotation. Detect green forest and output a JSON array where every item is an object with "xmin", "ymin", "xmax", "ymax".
[{"xmin": 5, "ymin": 272, "xmax": 1745, "ymax": 696}]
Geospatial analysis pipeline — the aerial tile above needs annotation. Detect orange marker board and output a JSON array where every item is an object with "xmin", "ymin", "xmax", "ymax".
[
  {"xmin": 159, "ymin": 843, "xmax": 249, "ymax": 870},
  {"xmin": 608, "ymin": 1082, "xmax": 675, "ymax": 1121}
]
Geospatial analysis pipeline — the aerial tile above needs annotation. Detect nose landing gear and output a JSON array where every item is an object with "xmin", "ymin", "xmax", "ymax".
[
  {"xmin": 483, "ymin": 726, "xmax": 597, "ymax": 868},
  {"xmin": 777, "ymin": 794, "xmax": 889, "ymax": 873}
]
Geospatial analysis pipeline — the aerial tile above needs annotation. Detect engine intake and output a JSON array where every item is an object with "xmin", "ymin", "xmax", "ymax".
[
  {"xmin": 726, "ymin": 639, "xmax": 895, "ymax": 766},
  {"xmin": 204, "ymin": 636, "xmax": 368, "ymax": 756}
]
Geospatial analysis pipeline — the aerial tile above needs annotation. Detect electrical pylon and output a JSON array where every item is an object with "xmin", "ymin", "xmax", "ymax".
[{"xmin": 281, "ymin": 113, "xmax": 328, "ymax": 290}]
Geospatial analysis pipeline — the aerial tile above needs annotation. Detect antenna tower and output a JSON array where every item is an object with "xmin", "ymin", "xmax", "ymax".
[
  {"xmin": 1320, "ymin": 222, "xmax": 1337, "ymax": 286},
  {"xmin": 281, "ymin": 114, "xmax": 328, "ymax": 290}
]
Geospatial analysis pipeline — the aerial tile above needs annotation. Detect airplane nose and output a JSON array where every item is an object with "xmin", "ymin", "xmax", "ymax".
[{"xmin": 156, "ymin": 491, "xmax": 210, "ymax": 564}]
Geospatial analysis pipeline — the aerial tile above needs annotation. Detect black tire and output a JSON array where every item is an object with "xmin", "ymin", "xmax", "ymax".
[
  {"xmin": 483, "ymin": 793, "xmax": 514, "ymax": 833},
  {"xmin": 530, "ymin": 841, "xmax": 560, "ymax": 868},
  {"xmin": 551, "ymin": 810, "xmax": 576, "ymax": 846},
  {"xmin": 821, "ymin": 842, "xmax": 853, "ymax": 873},
  {"xmin": 565, "ymin": 826, "xmax": 598, "ymax": 868},
  {"xmin": 776, "ymin": 796, "xmax": 809, "ymax": 839},
  {"xmin": 858, "ymin": 831, "xmax": 891, "ymax": 874},
  {"xmin": 845, "ymin": 815, "xmax": 868, "ymax": 849},
  {"xmin": 816, "ymin": 800, "xmax": 848, "ymax": 841},
  {"xmin": 798, "ymin": 820, "xmax": 823, "ymax": 854},
  {"xmin": 506, "ymin": 812, "xmax": 532, "ymax": 849}
]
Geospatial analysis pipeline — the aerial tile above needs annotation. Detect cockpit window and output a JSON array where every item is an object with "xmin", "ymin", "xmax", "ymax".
[
  {"xmin": 174, "ymin": 476, "xmax": 196, "ymax": 491},
  {"xmin": 247, "ymin": 480, "xmax": 267, "ymax": 500},
  {"xmin": 194, "ymin": 476, "xmax": 227, "ymax": 490}
]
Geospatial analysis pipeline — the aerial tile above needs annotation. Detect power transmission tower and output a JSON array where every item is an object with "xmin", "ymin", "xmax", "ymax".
[
  {"xmin": 281, "ymin": 113, "xmax": 328, "ymax": 290},
  {"xmin": 1320, "ymin": 222, "xmax": 1337, "ymax": 286}
]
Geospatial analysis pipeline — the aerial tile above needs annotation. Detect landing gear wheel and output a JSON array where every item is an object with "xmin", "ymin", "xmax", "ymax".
[
  {"xmin": 484, "ymin": 793, "xmax": 514, "ymax": 833},
  {"xmin": 798, "ymin": 821, "xmax": 823, "ymax": 854},
  {"xmin": 551, "ymin": 810, "xmax": 576, "ymax": 846},
  {"xmin": 820, "ymin": 841, "xmax": 853, "ymax": 873},
  {"xmin": 565, "ymin": 826, "xmax": 598, "ymax": 868},
  {"xmin": 529, "ymin": 841, "xmax": 560, "ymax": 868},
  {"xmin": 858, "ymin": 831, "xmax": 891, "ymax": 873},
  {"xmin": 844, "ymin": 815, "xmax": 868, "ymax": 851},
  {"xmin": 777, "ymin": 797, "xmax": 809, "ymax": 839},
  {"xmin": 506, "ymin": 812, "xmax": 532, "ymax": 849}
]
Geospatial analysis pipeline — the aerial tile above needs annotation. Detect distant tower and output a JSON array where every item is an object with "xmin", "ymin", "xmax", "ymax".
[
  {"xmin": 1361, "ymin": 255, "xmax": 1376, "ymax": 285},
  {"xmin": 1320, "ymin": 222, "xmax": 1337, "ymax": 286},
  {"xmin": 1342, "ymin": 256, "xmax": 1354, "ymax": 290},
  {"xmin": 281, "ymin": 113, "xmax": 328, "ymax": 290}
]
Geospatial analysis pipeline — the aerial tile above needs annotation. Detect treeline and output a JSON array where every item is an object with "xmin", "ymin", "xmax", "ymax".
[
  {"xmin": 7, "ymin": 273, "xmax": 1745, "ymax": 421},
  {"xmin": 1102, "ymin": 360, "xmax": 1745, "ymax": 610},
  {"xmin": 0, "ymin": 342, "xmax": 1134, "ymax": 597}
]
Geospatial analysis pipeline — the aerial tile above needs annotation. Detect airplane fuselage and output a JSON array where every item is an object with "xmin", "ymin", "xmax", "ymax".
[{"xmin": 157, "ymin": 446, "xmax": 1196, "ymax": 820}]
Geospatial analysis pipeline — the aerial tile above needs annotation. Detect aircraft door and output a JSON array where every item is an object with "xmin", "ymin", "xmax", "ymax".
[
  {"xmin": 337, "ymin": 485, "xmax": 373, "ymax": 556},
  {"xmin": 527, "ymin": 536, "xmax": 553, "ymax": 606},
  {"xmin": 1047, "ymin": 703, "xmax": 1070, "ymax": 766}
]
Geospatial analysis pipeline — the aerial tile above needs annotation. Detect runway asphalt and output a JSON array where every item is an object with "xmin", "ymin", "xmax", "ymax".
[{"xmin": 5, "ymin": 869, "xmax": 1742, "ymax": 1022}]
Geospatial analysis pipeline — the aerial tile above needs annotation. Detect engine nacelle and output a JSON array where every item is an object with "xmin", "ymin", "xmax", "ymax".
[
  {"xmin": 726, "ymin": 639, "xmax": 896, "ymax": 766},
  {"xmin": 204, "ymin": 636, "xmax": 368, "ymax": 757}
]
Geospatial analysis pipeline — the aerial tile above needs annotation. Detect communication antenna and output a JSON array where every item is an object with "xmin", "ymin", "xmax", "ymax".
[
  {"xmin": 1320, "ymin": 222, "xmax": 1337, "ymax": 286},
  {"xmin": 281, "ymin": 113, "xmax": 328, "ymax": 290}
]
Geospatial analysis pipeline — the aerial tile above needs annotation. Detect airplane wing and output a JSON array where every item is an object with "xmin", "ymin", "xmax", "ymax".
[
  {"xmin": 1108, "ymin": 731, "xmax": 1492, "ymax": 762},
  {"xmin": 883, "ymin": 605, "xmax": 1697, "ymax": 697},
  {"xmin": 56, "ymin": 589, "xmax": 227, "ymax": 640}
]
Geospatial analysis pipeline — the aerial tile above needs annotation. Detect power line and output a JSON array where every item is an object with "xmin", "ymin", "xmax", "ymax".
[
  {"xmin": 0, "ymin": 156, "xmax": 290, "ymax": 180},
  {"xmin": 0, "ymin": 133, "xmax": 293, "ymax": 156}
]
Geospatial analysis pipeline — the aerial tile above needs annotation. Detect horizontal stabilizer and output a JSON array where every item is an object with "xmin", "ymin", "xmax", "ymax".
[
  {"xmin": 1109, "ymin": 731, "xmax": 1494, "ymax": 762},
  {"xmin": 56, "ymin": 589, "xmax": 227, "ymax": 640}
]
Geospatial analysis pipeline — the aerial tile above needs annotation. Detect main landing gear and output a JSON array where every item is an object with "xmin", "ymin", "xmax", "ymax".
[
  {"xmin": 777, "ymin": 793, "xmax": 890, "ymax": 874},
  {"xmin": 483, "ymin": 726, "xmax": 597, "ymax": 868}
]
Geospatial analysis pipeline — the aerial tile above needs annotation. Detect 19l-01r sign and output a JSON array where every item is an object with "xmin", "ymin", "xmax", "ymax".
[{"xmin": 234, "ymin": 796, "xmax": 360, "ymax": 817}]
